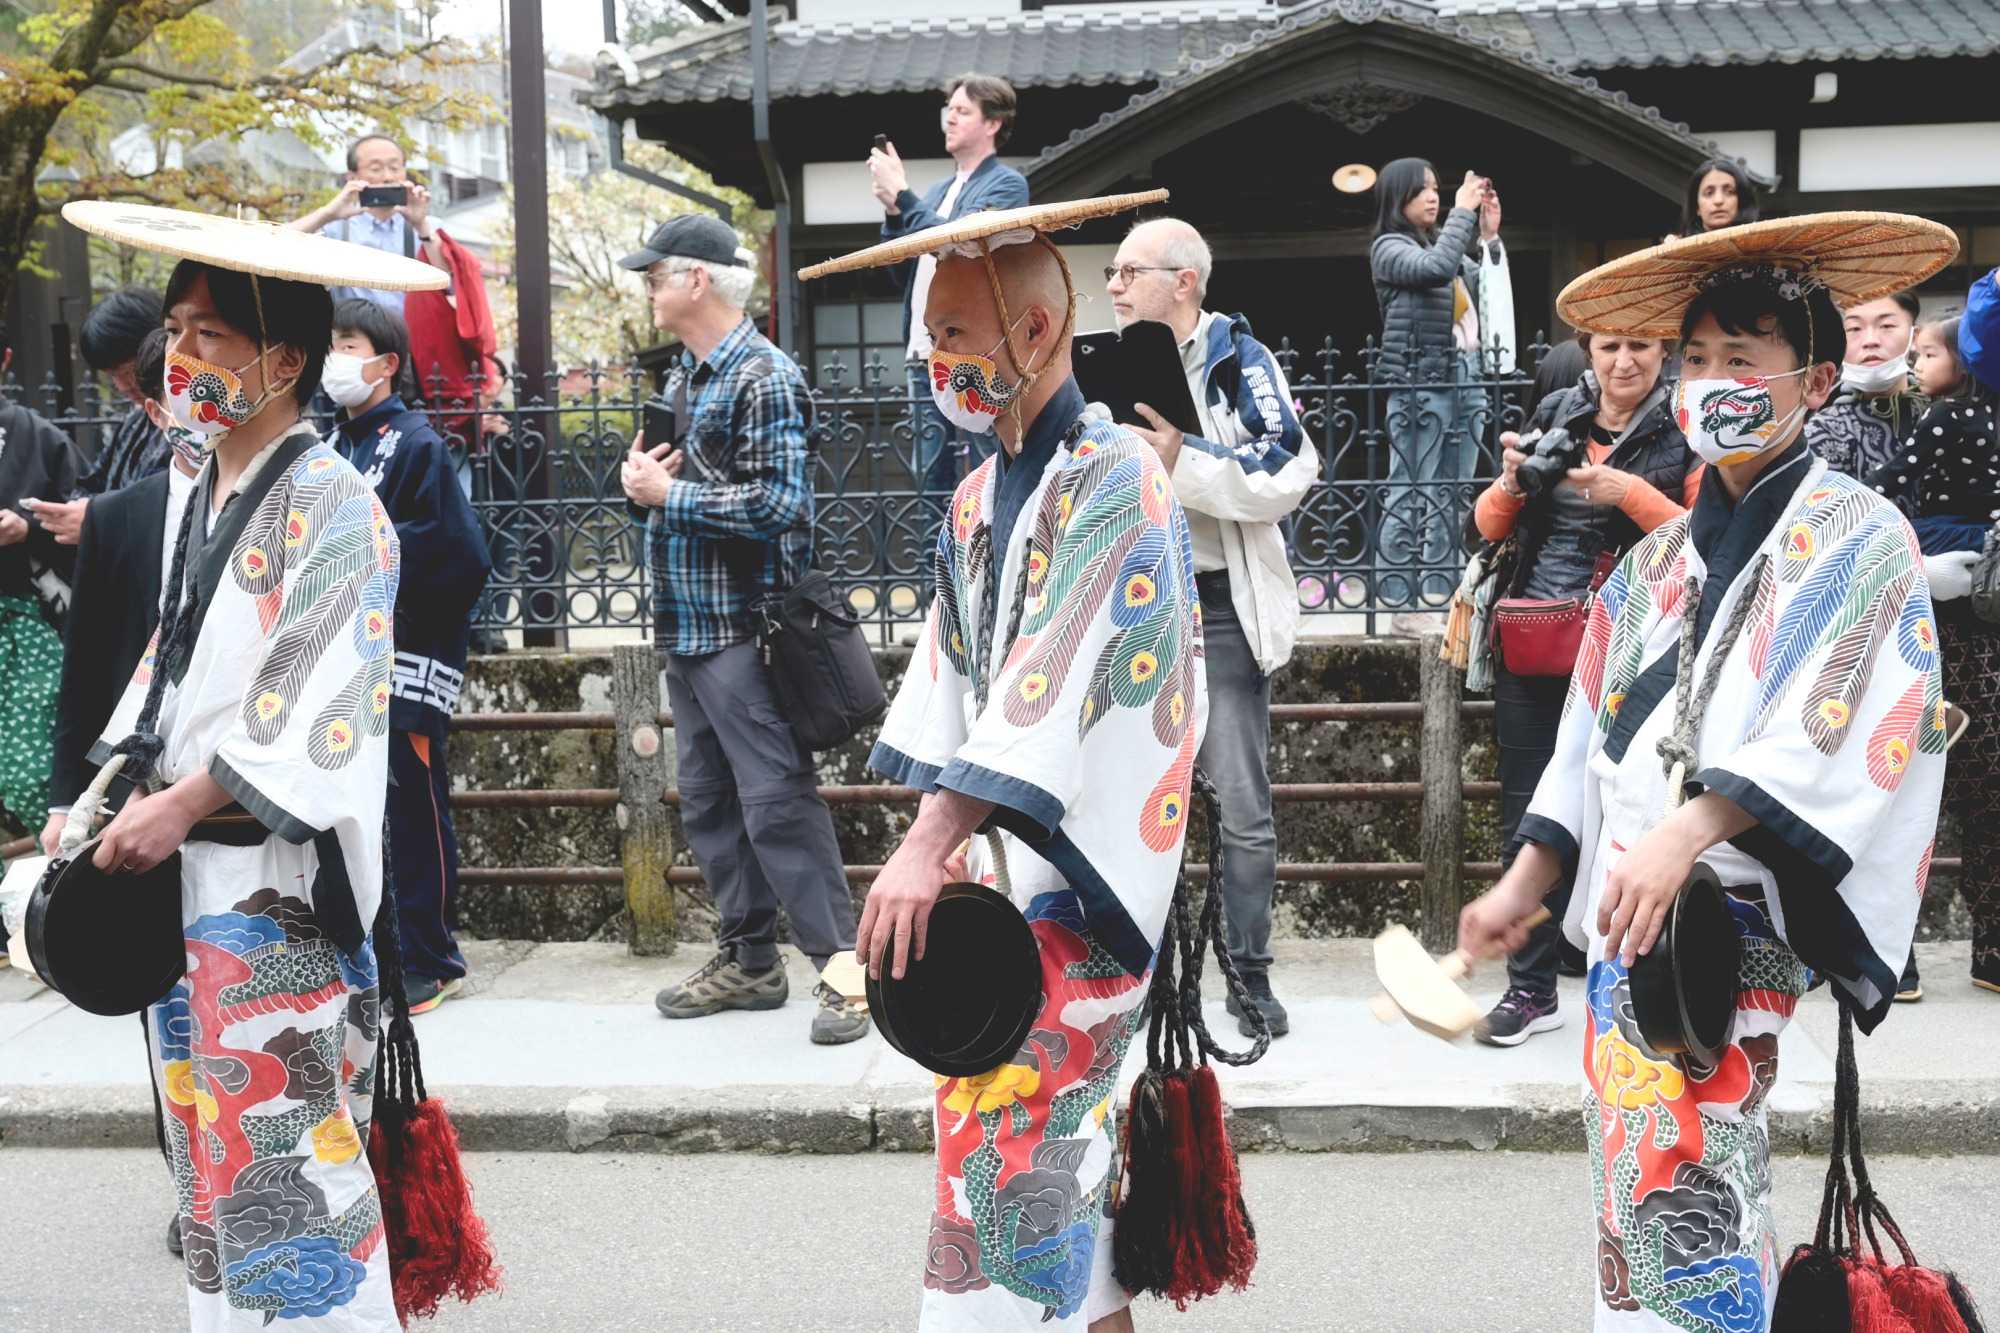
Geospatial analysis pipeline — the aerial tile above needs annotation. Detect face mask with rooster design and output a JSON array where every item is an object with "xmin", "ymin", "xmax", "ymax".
[{"xmin": 163, "ymin": 345, "xmax": 294, "ymax": 449}]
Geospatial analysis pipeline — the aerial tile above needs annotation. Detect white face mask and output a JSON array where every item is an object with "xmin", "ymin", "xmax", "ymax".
[
  {"xmin": 1674, "ymin": 367, "xmax": 1811, "ymax": 466},
  {"xmin": 1840, "ymin": 325, "xmax": 1915, "ymax": 395},
  {"xmin": 321, "ymin": 351, "xmax": 390, "ymax": 409}
]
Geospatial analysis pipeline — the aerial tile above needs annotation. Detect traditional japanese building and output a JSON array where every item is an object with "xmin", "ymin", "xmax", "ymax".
[{"xmin": 584, "ymin": 0, "xmax": 2000, "ymax": 379}]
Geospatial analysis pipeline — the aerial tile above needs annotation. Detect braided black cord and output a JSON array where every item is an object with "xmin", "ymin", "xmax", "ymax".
[
  {"xmin": 1181, "ymin": 770, "xmax": 1271, "ymax": 1067},
  {"xmin": 371, "ymin": 814, "xmax": 426, "ymax": 1145},
  {"xmin": 107, "ymin": 485, "xmax": 205, "ymax": 783}
]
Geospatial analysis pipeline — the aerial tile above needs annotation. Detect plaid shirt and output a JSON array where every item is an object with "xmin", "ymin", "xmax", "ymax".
[{"xmin": 639, "ymin": 318, "xmax": 815, "ymax": 656}]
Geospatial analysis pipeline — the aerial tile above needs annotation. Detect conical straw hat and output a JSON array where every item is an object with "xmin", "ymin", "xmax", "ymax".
[
  {"xmin": 799, "ymin": 190, "xmax": 1169, "ymax": 281},
  {"xmin": 63, "ymin": 201, "xmax": 450, "ymax": 292},
  {"xmin": 1558, "ymin": 212, "xmax": 1959, "ymax": 339}
]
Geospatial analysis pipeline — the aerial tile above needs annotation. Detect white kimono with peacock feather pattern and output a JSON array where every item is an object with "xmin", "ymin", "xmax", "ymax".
[
  {"xmin": 93, "ymin": 424, "xmax": 402, "ymax": 1332},
  {"xmin": 872, "ymin": 392, "xmax": 1206, "ymax": 1330},
  {"xmin": 1517, "ymin": 445, "xmax": 1944, "ymax": 1333}
]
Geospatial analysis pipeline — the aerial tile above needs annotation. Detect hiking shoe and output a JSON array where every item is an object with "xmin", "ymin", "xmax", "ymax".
[
  {"xmin": 166, "ymin": 1214, "xmax": 183, "ymax": 1258},
  {"xmin": 810, "ymin": 981, "xmax": 872, "ymax": 1045},
  {"xmin": 1224, "ymin": 972, "xmax": 1290, "ymax": 1038},
  {"xmin": 1475, "ymin": 987, "xmax": 1563, "ymax": 1047},
  {"xmin": 1895, "ymin": 953, "xmax": 1923, "ymax": 1003},
  {"xmin": 405, "ymin": 975, "xmax": 462, "ymax": 1015},
  {"xmin": 655, "ymin": 951, "xmax": 789, "ymax": 1019}
]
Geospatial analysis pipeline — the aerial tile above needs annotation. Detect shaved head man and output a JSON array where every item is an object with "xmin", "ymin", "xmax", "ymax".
[
  {"xmin": 845, "ymin": 205, "xmax": 1208, "ymax": 1332},
  {"xmin": 1104, "ymin": 214, "xmax": 1320, "ymax": 1038}
]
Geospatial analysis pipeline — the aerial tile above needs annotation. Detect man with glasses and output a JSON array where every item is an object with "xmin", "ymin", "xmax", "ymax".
[
  {"xmin": 868, "ymin": 73, "xmax": 1029, "ymax": 505},
  {"xmin": 1104, "ymin": 217, "xmax": 1318, "ymax": 1038}
]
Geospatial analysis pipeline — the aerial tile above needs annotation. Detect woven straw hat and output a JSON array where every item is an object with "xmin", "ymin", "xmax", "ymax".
[
  {"xmin": 1558, "ymin": 212, "xmax": 1959, "ymax": 339},
  {"xmin": 798, "ymin": 189, "xmax": 1169, "ymax": 280},
  {"xmin": 63, "ymin": 201, "xmax": 449, "ymax": 291}
]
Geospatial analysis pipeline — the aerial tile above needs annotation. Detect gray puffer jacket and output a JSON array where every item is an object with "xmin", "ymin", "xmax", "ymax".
[{"xmin": 1370, "ymin": 205, "xmax": 1481, "ymax": 378}]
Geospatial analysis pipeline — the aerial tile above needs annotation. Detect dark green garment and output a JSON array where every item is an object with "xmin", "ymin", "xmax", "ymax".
[{"xmin": 0, "ymin": 592, "xmax": 60, "ymax": 830}]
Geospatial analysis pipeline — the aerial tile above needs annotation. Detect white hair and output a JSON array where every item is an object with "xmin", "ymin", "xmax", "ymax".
[
  {"xmin": 1128, "ymin": 217, "xmax": 1213, "ymax": 302},
  {"xmin": 662, "ymin": 253, "xmax": 757, "ymax": 309}
]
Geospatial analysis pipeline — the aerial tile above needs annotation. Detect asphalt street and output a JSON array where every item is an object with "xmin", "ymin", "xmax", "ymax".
[{"xmin": 4, "ymin": 1149, "xmax": 1996, "ymax": 1331}]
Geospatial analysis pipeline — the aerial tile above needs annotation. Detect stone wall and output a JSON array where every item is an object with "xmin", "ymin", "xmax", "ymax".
[{"xmin": 448, "ymin": 643, "xmax": 1969, "ymax": 945}]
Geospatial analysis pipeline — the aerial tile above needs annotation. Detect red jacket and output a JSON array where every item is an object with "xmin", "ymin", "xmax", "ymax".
[{"xmin": 405, "ymin": 228, "xmax": 503, "ymax": 420}]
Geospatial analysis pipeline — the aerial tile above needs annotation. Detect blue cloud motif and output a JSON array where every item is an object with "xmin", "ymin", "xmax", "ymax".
[
  {"xmin": 233, "ymin": 1236, "xmax": 367, "ymax": 1320},
  {"xmin": 337, "ymin": 936, "xmax": 377, "ymax": 992},
  {"xmin": 1013, "ymin": 1220, "xmax": 1097, "ymax": 1319},
  {"xmin": 187, "ymin": 911, "xmax": 286, "ymax": 957},
  {"xmin": 1667, "ymin": 1255, "xmax": 1765, "ymax": 1333},
  {"xmin": 1586, "ymin": 959, "xmax": 1626, "ymax": 1033},
  {"xmin": 1025, "ymin": 889, "xmax": 1087, "ymax": 933},
  {"xmin": 153, "ymin": 983, "xmax": 194, "ymax": 1063}
]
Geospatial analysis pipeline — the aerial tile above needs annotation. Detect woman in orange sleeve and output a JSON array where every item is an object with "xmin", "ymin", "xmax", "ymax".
[{"xmin": 1472, "ymin": 330, "xmax": 1700, "ymax": 1047}]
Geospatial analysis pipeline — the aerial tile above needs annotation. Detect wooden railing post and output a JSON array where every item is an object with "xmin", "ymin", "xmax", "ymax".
[
  {"xmin": 1418, "ymin": 632, "xmax": 1465, "ymax": 954},
  {"xmin": 613, "ymin": 642, "xmax": 676, "ymax": 955}
]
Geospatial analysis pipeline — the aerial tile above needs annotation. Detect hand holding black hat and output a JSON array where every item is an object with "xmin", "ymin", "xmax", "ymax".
[{"xmin": 858, "ymin": 787, "xmax": 995, "ymax": 980}]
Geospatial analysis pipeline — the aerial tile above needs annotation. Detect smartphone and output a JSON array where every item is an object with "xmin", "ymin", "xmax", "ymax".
[
  {"xmin": 642, "ymin": 398, "xmax": 678, "ymax": 453},
  {"xmin": 359, "ymin": 184, "xmax": 408, "ymax": 208},
  {"xmin": 873, "ymin": 134, "xmax": 890, "ymax": 153}
]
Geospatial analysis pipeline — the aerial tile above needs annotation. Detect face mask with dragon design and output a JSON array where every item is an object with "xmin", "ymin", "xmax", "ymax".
[
  {"xmin": 1674, "ymin": 367, "xmax": 1810, "ymax": 466},
  {"xmin": 163, "ymin": 345, "xmax": 293, "ymax": 450}
]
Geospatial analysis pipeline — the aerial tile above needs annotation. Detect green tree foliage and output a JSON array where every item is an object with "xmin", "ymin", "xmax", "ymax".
[{"xmin": 0, "ymin": 0, "xmax": 492, "ymax": 312}]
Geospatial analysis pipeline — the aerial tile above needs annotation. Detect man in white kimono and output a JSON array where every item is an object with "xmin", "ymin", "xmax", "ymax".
[
  {"xmin": 1462, "ymin": 222, "xmax": 1952, "ymax": 1333},
  {"xmin": 85, "ymin": 249, "xmax": 411, "ymax": 1331},
  {"xmin": 821, "ymin": 195, "xmax": 1204, "ymax": 1331}
]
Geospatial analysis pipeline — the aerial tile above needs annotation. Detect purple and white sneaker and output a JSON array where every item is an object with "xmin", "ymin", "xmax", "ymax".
[{"xmin": 1474, "ymin": 987, "xmax": 1562, "ymax": 1047}]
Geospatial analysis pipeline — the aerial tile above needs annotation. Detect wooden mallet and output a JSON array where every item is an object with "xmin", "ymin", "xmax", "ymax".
[{"xmin": 1369, "ymin": 908, "xmax": 1552, "ymax": 1040}]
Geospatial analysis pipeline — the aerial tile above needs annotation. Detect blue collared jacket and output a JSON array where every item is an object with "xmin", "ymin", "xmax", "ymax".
[{"xmin": 881, "ymin": 154, "xmax": 1030, "ymax": 343}]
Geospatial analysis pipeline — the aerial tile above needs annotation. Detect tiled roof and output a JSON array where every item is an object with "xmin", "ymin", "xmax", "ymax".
[
  {"xmin": 583, "ymin": 0, "xmax": 2000, "ymax": 110},
  {"xmin": 1447, "ymin": 0, "xmax": 2000, "ymax": 70},
  {"xmin": 585, "ymin": 4, "xmax": 1274, "ymax": 108}
]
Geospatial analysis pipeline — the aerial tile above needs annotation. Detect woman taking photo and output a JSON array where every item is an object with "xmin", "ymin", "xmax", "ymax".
[
  {"xmin": 1371, "ymin": 157, "xmax": 1509, "ymax": 630},
  {"xmin": 1866, "ymin": 313, "xmax": 2000, "ymax": 998},
  {"xmin": 1677, "ymin": 157, "xmax": 1761, "ymax": 237},
  {"xmin": 1466, "ymin": 330, "xmax": 1700, "ymax": 1045}
]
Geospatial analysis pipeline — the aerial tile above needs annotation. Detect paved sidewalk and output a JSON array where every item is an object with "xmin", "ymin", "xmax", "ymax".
[{"xmin": 5, "ymin": 940, "xmax": 1997, "ymax": 1153}]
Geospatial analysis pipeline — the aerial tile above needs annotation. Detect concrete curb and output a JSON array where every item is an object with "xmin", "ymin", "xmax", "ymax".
[{"xmin": 8, "ymin": 1081, "xmax": 2000, "ymax": 1154}]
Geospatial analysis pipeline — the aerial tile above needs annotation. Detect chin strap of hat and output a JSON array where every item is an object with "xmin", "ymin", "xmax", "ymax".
[{"xmin": 976, "ymin": 231, "xmax": 1078, "ymax": 442}]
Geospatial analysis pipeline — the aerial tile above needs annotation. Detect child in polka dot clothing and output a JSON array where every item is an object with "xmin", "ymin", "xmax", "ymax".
[
  {"xmin": 1864, "ymin": 312, "xmax": 2000, "ymax": 556},
  {"xmin": 1870, "ymin": 312, "xmax": 2000, "ymax": 998}
]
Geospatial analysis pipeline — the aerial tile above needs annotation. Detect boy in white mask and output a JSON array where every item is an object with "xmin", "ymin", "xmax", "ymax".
[
  {"xmin": 1460, "ymin": 214, "xmax": 1955, "ymax": 1333},
  {"xmin": 1806, "ymin": 289, "xmax": 1928, "ymax": 512},
  {"xmin": 322, "ymin": 298, "xmax": 491, "ymax": 1013}
]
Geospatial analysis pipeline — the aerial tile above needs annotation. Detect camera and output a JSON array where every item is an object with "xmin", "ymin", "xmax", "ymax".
[{"xmin": 1515, "ymin": 426, "xmax": 1581, "ymax": 497}]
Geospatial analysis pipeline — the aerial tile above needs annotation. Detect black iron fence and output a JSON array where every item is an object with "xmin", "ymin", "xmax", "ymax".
[{"xmin": 3, "ymin": 334, "xmax": 1547, "ymax": 640}]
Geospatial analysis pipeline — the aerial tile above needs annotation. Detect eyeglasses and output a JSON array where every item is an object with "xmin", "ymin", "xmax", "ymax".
[
  {"xmin": 644, "ymin": 272, "xmax": 674, "ymax": 293},
  {"xmin": 1103, "ymin": 265, "xmax": 1179, "ymax": 285}
]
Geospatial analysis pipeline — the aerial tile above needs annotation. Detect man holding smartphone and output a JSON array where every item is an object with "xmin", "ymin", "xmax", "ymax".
[
  {"xmin": 869, "ymin": 74, "xmax": 1029, "ymax": 505},
  {"xmin": 287, "ymin": 134, "xmax": 445, "ymax": 313}
]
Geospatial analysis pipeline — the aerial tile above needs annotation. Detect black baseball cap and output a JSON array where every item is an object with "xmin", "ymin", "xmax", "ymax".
[{"xmin": 618, "ymin": 213, "xmax": 748, "ymax": 271}]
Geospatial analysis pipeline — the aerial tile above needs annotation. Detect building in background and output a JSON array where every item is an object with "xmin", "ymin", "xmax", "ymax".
[{"xmin": 583, "ymin": 0, "xmax": 2000, "ymax": 382}]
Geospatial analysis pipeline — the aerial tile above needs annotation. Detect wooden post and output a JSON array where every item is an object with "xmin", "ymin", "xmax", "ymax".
[
  {"xmin": 1418, "ymin": 632, "xmax": 1465, "ymax": 954},
  {"xmin": 613, "ymin": 642, "xmax": 676, "ymax": 955}
]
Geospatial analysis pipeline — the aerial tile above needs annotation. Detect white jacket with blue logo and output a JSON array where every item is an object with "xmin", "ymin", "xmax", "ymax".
[{"xmin": 1175, "ymin": 312, "xmax": 1318, "ymax": 672}]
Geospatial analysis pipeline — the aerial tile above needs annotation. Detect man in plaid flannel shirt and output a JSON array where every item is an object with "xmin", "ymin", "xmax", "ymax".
[{"xmin": 618, "ymin": 214, "xmax": 868, "ymax": 1045}]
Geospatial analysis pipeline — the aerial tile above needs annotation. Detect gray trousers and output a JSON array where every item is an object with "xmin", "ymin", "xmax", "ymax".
[
  {"xmin": 1195, "ymin": 574, "xmax": 1279, "ymax": 977},
  {"xmin": 663, "ymin": 641, "xmax": 858, "ymax": 973}
]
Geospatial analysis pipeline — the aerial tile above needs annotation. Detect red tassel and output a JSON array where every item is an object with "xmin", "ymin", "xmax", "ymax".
[
  {"xmin": 1851, "ymin": 1259, "xmax": 1919, "ymax": 1333},
  {"xmin": 368, "ymin": 1097, "xmax": 503, "ymax": 1324},
  {"xmin": 1186, "ymin": 1065, "xmax": 1255, "ymax": 1292},
  {"xmin": 1161, "ymin": 1070, "xmax": 1202, "ymax": 1307},
  {"xmin": 1888, "ymin": 1265, "xmax": 1975, "ymax": 1333}
]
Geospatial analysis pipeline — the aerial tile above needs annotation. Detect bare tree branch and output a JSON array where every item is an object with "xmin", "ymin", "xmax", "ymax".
[{"xmin": 93, "ymin": 58, "xmax": 238, "ymax": 90}]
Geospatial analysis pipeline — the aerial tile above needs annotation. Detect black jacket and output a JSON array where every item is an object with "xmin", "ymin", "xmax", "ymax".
[{"xmin": 50, "ymin": 469, "xmax": 169, "ymax": 809}]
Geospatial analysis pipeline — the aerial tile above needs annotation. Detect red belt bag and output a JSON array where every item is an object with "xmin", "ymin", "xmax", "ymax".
[{"xmin": 1491, "ymin": 550, "xmax": 1619, "ymax": 678}]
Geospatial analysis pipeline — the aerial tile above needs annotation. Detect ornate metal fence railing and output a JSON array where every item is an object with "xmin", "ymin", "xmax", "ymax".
[{"xmin": 4, "ymin": 333, "xmax": 1548, "ymax": 641}]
